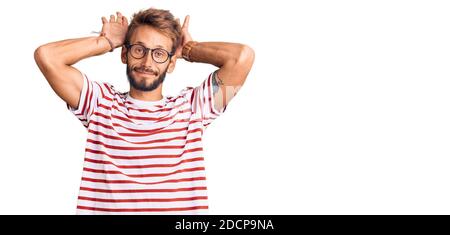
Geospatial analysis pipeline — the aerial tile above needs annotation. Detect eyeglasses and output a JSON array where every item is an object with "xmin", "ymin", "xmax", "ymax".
[{"xmin": 125, "ymin": 44, "xmax": 173, "ymax": 63}]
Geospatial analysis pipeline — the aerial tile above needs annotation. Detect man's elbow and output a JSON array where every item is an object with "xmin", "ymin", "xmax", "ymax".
[
  {"xmin": 34, "ymin": 45, "xmax": 50, "ymax": 68},
  {"xmin": 237, "ymin": 44, "xmax": 255, "ymax": 69},
  {"xmin": 224, "ymin": 45, "xmax": 255, "ymax": 86},
  {"xmin": 34, "ymin": 44, "xmax": 61, "ymax": 75}
]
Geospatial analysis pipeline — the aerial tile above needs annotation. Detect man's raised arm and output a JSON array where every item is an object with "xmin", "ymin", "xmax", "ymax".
[
  {"xmin": 175, "ymin": 16, "xmax": 255, "ymax": 111},
  {"xmin": 34, "ymin": 12, "xmax": 128, "ymax": 109}
]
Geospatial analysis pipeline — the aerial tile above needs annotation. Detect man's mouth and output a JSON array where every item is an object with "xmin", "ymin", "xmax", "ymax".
[{"xmin": 134, "ymin": 69, "xmax": 157, "ymax": 77}]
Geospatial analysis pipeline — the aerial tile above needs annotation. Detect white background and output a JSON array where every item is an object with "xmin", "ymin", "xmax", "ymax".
[{"xmin": 0, "ymin": 0, "xmax": 449, "ymax": 214}]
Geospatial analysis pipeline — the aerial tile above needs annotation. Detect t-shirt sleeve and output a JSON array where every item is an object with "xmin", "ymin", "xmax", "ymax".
[
  {"xmin": 67, "ymin": 73, "xmax": 103, "ymax": 128},
  {"xmin": 184, "ymin": 71, "xmax": 227, "ymax": 128}
]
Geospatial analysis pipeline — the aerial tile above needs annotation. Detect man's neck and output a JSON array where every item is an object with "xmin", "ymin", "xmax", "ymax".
[{"xmin": 129, "ymin": 86, "xmax": 163, "ymax": 101}]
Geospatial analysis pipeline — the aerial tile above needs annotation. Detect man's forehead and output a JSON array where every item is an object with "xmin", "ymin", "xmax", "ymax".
[
  {"xmin": 130, "ymin": 26, "xmax": 172, "ymax": 51},
  {"xmin": 134, "ymin": 41, "xmax": 167, "ymax": 50}
]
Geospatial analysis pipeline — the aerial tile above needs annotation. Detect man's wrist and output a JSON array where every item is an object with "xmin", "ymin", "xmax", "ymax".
[
  {"xmin": 182, "ymin": 41, "xmax": 198, "ymax": 62},
  {"xmin": 100, "ymin": 33, "xmax": 115, "ymax": 52}
]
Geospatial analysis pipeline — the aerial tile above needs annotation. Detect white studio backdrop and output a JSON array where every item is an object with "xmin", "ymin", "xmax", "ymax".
[{"xmin": 0, "ymin": 0, "xmax": 449, "ymax": 214}]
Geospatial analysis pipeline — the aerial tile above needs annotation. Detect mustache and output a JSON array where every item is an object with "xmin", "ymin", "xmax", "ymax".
[{"xmin": 133, "ymin": 66, "xmax": 157, "ymax": 75}]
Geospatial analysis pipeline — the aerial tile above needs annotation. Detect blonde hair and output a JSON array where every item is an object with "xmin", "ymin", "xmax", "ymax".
[{"xmin": 125, "ymin": 8, "xmax": 182, "ymax": 53}]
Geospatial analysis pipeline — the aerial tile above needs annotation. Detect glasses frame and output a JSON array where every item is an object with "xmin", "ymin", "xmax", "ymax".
[{"xmin": 125, "ymin": 44, "xmax": 174, "ymax": 64}]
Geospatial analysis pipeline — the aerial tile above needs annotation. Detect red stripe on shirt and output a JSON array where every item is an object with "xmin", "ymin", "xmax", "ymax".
[
  {"xmin": 84, "ymin": 147, "xmax": 203, "ymax": 160},
  {"xmin": 81, "ymin": 176, "xmax": 206, "ymax": 185},
  {"xmin": 80, "ymin": 186, "xmax": 207, "ymax": 193},
  {"xmin": 89, "ymin": 120, "xmax": 203, "ymax": 136},
  {"xmin": 84, "ymin": 157, "xmax": 204, "ymax": 169},
  {"xmin": 87, "ymin": 129, "xmax": 202, "ymax": 145},
  {"xmin": 78, "ymin": 195, "xmax": 208, "ymax": 203},
  {"xmin": 83, "ymin": 166, "xmax": 205, "ymax": 178},
  {"xmin": 86, "ymin": 138, "xmax": 201, "ymax": 151},
  {"xmin": 77, "ymin": 205, "xmax": 208, "ymax": 212}
]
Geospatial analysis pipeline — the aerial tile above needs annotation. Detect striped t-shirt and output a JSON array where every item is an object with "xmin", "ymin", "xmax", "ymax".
[{"xmin": 67, "ymin": 71, "xmax": 225, "ymax": 214}]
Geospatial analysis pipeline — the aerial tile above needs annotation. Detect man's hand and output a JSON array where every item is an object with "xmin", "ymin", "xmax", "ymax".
[
  {"xmin": 34, "ymin": 12, "xmax": 130, "ymax": 110},
  {"xmin": 175, "ymin": 15, "xmax": 193, "ymax": 59},
  {"xmin": 101, "ymin": 12, "xmax": 129, "ymax": 48}
]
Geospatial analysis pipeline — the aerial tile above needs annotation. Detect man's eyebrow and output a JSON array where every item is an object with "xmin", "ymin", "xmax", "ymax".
[{"xmin": 135, "ymin": 41, "xmax": 168, "ymax": 50}]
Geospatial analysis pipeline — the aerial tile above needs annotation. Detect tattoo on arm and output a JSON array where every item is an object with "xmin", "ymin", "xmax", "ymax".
[{"xmin": 212, "ymin": 70, "xmax": 224, "ymax": 94}]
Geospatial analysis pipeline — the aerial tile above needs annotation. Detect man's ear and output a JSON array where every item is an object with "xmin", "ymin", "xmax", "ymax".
[
  {"xmin": 167, "ymin": 55, "xmax": 177, "ymax": 73},
  {"xmin": 121, "ymin": 46, "xmax": 127, "ymax": 64}
]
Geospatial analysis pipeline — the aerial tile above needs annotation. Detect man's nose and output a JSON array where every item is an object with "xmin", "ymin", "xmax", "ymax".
[{"xmin": 141, "ymin": 51, "xmax": 156, "ymax": 67}]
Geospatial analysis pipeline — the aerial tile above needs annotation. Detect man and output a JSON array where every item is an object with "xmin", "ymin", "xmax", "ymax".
[{"xmin": 34, "ymin": 7, "xmax": 254, "ymax": 215}]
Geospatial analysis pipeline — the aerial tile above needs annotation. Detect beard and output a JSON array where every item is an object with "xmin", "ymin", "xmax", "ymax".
[{"xmin": 126, "ymin": 63, "xmax": 168, "ymax": 92}]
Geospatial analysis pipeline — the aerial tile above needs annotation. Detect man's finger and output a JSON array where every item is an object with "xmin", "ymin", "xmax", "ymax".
[
  {"xmin": 102, "ymin": 16, "xmax": 108, "ymax": 24},
  {"xmin": 182, "ymin": 15, "xmax": 190, "ymax": 29},
  {"xmin": 110, "ymin": 14, "xmax": 116, "ymax": 22},
  {"xmin": 123, "ymin": 16, "xmax": 129, "ymax": 26},
  {"xmin": 117, "ymin": 12, "xmax": 123, "ymax": 23}
]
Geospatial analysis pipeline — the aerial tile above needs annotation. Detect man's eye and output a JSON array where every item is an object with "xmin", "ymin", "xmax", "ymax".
[{"xmin": 154, "ymin": 50, "xmax": 164, "ymax": 57}]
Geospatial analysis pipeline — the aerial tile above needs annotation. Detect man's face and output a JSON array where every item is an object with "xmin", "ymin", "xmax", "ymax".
[{"xmin": 121, "ymin": 25, "xmax": 176, "ymax": 92}]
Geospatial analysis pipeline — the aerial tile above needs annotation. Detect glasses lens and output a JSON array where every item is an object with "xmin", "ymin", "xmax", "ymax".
[
  {"xmin": 130, "ymin": 45, "xmax": 146, "ymax": 59},
  {"xmin": 152, "ymin": 49, "xmax": 169, "ymax": 63}
]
